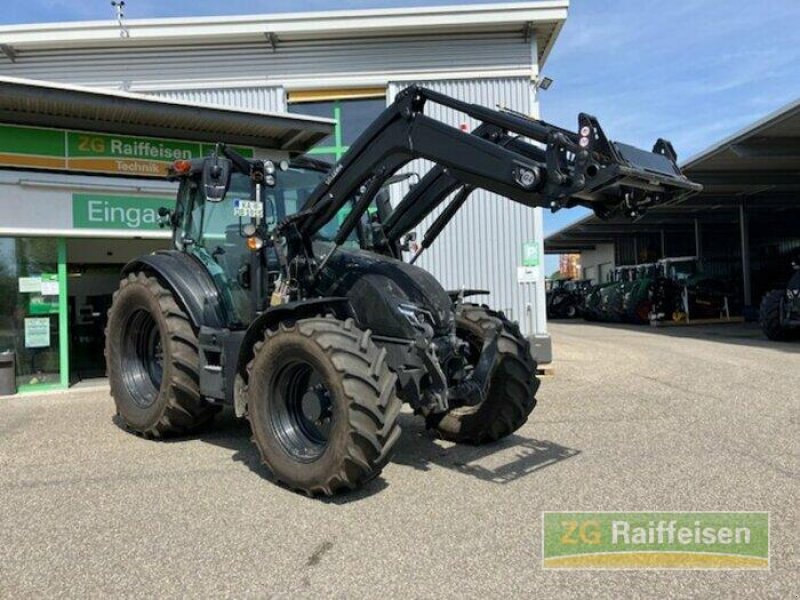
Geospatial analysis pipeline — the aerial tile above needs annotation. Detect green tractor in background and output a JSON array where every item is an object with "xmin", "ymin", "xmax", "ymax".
[
  {"xmin": 583, "ymin": 266, "xmax": 642, "ymax": 322},
  {"xmin": 621, "ymin": 263, "xmax": 658, "ymax": 324}
]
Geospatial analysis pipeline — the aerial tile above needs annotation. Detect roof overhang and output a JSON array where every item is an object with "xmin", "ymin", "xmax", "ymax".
[
  {"xmin": 0, "ymin": 2, "xmax": 569, "ymax": 67},
  {"xmin": 0, "ymin": 76, "xmax": 334, "ymax": 152},
  {"xmin": 545, "ymin": 96, "xmax": 800, "ymax": 254}
]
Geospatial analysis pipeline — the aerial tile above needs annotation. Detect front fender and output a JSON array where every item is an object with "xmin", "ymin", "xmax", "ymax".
[{"xmin": 235, "ymin": 297, "xmax": 353, "ymax": 383}]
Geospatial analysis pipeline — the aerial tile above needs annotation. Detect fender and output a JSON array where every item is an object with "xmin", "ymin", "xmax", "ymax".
[
  {"xmin": 446, "ymin": 289, "xmax": 489, "ymax": 302},
  {"xmin": 122, "ymin": 250, "xmax": 226, "ymax": 329},
  {"xmin": 232, "ymin": 297, "xmax": 353, "ymax": 417},
  {"xmin": 236, "ymin": 297, "xmax": 353, "ymax": 382}
]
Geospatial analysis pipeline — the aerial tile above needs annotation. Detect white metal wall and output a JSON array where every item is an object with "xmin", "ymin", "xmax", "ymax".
[
  {"xmin": 0, "ymin": 32, "xmax": 532, "ymax": 89},
  {"xmin": 388, "ymin": 78, "xmax": 547, "ymax": 336},
  {"xmin": 147, "ymin": 86, "xmax": 287, "ymax": 113}
]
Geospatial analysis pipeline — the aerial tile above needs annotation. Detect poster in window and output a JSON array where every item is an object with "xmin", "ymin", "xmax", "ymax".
[{"xmin": 24, "ymin": 317, "xmax": 51, "ymax": 348}]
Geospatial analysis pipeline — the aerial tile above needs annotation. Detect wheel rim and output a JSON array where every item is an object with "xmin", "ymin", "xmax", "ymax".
[
  {"xmin": 270, "ymin": 359, "xmax": 334, "ymax": 462},
  {"xmin": 121, "ymin": 309, "xmax": 164, "ymax": 409}
]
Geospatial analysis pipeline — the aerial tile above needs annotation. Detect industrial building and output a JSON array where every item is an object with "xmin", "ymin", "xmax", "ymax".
[
  {"xmin": 545, "ymin": 97, "xmax": 800, "ymax": 316},
  {"xmin": 0, "ymin": 2, "xmax": 569, "ymax": 392}
]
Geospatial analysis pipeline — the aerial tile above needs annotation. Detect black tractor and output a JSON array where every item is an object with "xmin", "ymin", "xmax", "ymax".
[
  {"xmin": 105, "ymin": 86, "xmax": 700, "ymax": 495},
  {"xmin": 650, "ymin": 257, "xmax": 734, "ymax": 323},
  {"xmin": 546, "ymin": 279, "xmax": 592, "ymax": 319},
  {"xmin": 760, "ymin": 256, "xmax": 800, "ymax": 341}
]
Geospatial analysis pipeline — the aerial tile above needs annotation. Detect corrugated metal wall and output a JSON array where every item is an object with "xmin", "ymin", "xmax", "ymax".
[
  {"xmin": 0, "ymin": 32, "xmax": 531, "ymax": 89},
  {"xmin": 388, "ymin": 78, "xmax": 547, "ymax": 335},
  {"xmin": 147, "ymin": 86, "xmax": 286, "ymax": 113}
]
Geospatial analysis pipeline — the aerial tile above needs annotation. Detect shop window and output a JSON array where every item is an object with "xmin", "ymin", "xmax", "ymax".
[
  {"xmin": 0, "ymin": 237, "xmax": 64, "ymax": 389},
  {"xmin": 288, "ymin": 90, "xmax": 386, "ymax": 161}
]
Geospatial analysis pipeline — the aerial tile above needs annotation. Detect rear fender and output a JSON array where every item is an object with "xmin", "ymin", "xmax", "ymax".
[
  {"xmin": 122, "ymin": 250, "xmax": 226, "ymax": 329},
  {"xmin": 446, "ymin": 289, "xmax": 489, "ymax": 302}
]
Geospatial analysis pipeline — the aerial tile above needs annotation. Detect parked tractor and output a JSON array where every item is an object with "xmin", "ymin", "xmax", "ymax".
[
  {"xmin": 546, "ymin": 279, "xmax": 592, "ymax": 319},
  {"xmin": 583, "ymin": 266, "xmax": 639, "ymax": 322},
  {"xmin": 650, "ymin": 257, "xmax": 733, "ymax": 323},
  {"xmin": 759, "ymin": 256, "xmax": 800, "ymax": 340},
  {"xmin": 622, "ymin": 263, "xmax": 658, "ymax": 324},
  {"xmin": 105, "ymin": 86, "xmax": 699, "ymax": 495}
]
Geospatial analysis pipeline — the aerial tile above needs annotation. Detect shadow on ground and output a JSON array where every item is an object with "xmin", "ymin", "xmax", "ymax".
[
  {"xmin": 146, "ymin": 408, "xmax": 579, "ymax": 502},
  {"xmin": 553, "ymin": 319, "xmax": 800, "ymax": 354}
]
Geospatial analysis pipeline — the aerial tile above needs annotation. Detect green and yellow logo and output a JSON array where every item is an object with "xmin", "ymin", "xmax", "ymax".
[
  {"xmin": 543, "ymin": 512, "xmax": 769, "ymax": 569},
  {"xmin": 0, "ymin": 123, "xmax": 254, "ymax": 178}
]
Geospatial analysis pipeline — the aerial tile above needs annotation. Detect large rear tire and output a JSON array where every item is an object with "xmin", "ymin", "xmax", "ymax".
[
  {"xmin": 760, "ymin": 289, "xmax": 795, "ymax": 341},
  {"xmin": 106, "ymin": 272, "xmax": 219, "ymax": 438},
  {"xmin": 246, "ymin": 317, "xmax": 402, "ymax": 496},
  {"xmin": 428, "ymin": 304, "xmax": 539, "ymax": 444}
]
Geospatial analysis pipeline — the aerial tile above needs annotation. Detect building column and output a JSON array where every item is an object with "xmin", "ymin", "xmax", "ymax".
[
  {"xmin": 694, "ymin": 219, "xmax": 703, "ymax": 260},
  {"xmin": 660, "ymin": 229, "xmax": 666, "ymax": 259},
  {"xmin": 740, "ymin": 201, "xmax": 752, "ymax": 307}
]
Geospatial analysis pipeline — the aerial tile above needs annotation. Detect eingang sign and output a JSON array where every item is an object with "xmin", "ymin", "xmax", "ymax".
[
  {"xmin": 0, "ymin": 123, "xmax": 254, "ymax": 177},
  {"xmin": 72, "ymin": 193, "xmax": 173, "ymax": 231}
]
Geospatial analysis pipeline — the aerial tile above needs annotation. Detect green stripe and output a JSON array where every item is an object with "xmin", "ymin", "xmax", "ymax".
[
  {"xmin": 58, "ymin": 238, "xmax": 69, "ymax": 388},
  {"xmin": 0, "ymin": 124, "xmax": 65, "ymax": 156}
]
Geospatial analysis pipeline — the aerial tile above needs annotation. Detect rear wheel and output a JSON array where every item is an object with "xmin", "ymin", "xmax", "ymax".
[
  {"xmin": 760, "ymin": 290, "xmax": 795, "ymax": 341},
  {"xmin": 428, "ymin": 304, "xmax": 539, "ymax": 444},
  {"xmin": 246, "ymin": 317, "xmax": 402, "ymax": 496},
  {"xmin": 106, "ymin": 272, "xmax": 219, "ymax": 437}
]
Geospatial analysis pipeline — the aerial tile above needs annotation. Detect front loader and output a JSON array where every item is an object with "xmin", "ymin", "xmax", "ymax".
[{"xmin": 106, "ymin": 85, "xmax": 700, "ymax": 496}]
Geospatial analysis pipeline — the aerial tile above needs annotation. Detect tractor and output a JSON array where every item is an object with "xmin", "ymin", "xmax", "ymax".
[
  {"xmin": 650, "ymin": 257, "xmax": 733, "ymax": 323},
  {"xmin": 622, "ymin": 263, "xmax": 658, "ymax": 324},
  {"xmin": 760, "ymin": 255, "xmax": 800, "ymax": 340},
  {"xmin": 106, "ymin": 85, "xmax": 700, "ymax": 495},
  {"xmin": 546, "ymin": 278, "xmax": 592, "ymax": 319}
]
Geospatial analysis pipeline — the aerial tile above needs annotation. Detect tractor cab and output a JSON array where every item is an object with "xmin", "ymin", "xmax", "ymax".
[{"xmin": 165, "ymin": 153, "xmax": 397, "ymax": 329}]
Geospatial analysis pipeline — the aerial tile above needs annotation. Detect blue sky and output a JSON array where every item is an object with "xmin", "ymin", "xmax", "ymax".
[{"xmin": 3, "ymin": 1, "xmax": 800, "ymax": 272}]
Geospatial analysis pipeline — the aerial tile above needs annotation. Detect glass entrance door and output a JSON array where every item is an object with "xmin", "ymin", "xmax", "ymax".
[{"xmin": 0, "ymin": 237, "xmax": 67, "ymax": 391}]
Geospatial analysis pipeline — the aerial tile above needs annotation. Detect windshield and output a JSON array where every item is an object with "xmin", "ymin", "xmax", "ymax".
[{"xmin": 185, "ymin": 167, "xmax": 328, "ymax": 248}]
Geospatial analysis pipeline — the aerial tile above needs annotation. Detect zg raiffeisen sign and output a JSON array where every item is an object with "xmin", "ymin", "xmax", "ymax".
[
  {"xmin": 0, "ymin": 123, "xmax": 253, "ymax": 177},
  {"xmin": 73, "ymin": 194, "xmax": 172, "ymax": 231}
]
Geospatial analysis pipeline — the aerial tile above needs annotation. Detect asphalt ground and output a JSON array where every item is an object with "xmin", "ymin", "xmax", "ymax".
[{"xmin": 1, "ymin": 321, "xmax": 797, "ymax": 598}]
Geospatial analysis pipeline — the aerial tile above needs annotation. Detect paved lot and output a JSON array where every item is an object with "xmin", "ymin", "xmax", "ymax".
[{"xmin": 1, "ymin": 322, "xmax": 797, "ymax": 598}]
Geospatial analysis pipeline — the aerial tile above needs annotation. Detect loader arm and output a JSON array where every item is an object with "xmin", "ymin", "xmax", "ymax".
[
  {"xmin": 382, "ymin": 123, "xmax": 548, "ymax": 246},
  {"xmin": 293, "ymin": 85, "xmax": 701, "ymax": 251}
]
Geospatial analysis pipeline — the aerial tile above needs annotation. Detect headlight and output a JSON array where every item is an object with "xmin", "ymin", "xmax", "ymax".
[
  {"xmin": 397, "ymin": 303, "xmax": 435, "ymax": 336},
  {"xmin": 264, "ymin": 160, "xmax": 276, "ymax": 175}
]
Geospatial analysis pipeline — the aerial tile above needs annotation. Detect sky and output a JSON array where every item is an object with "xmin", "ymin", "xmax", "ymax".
[{"xmin": 3, "ymin": 1, "xmax": 800, "ymax": 273}]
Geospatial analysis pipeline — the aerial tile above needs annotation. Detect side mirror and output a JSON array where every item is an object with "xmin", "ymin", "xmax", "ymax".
[
  {"xmin": 157, "ymin": 206, "xmax": 172, "ymax": 228},
  {"xmin": 203, "ymin": 156, "xmax": 232, "ymax": 203}
]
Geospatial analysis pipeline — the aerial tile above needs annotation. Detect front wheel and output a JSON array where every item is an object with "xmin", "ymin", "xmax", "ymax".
[
  {"xmin": 428, "ymin": 304, "xmax": 539, "ymax": 444},
  {"xmin": 246, "ymin": 317, "xmax": 402, "ymax": 496}
]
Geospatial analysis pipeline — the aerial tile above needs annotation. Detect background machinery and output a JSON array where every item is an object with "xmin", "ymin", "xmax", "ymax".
[
  {"xmin": 106, "ymin": 85, "xmax": 700, "ymax": 495},
  {"xmin": 760, "ymin": 255, "xmax": 800, "ymax": 340},
  {"xmin": 546, "ymin": 278, "xmax": 592, "ymax": 319}
]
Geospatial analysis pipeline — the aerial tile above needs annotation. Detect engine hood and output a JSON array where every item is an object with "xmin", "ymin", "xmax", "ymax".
[{"xmin": 314, "ymin": 246, "xmax": 453, "ymax": 339}]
